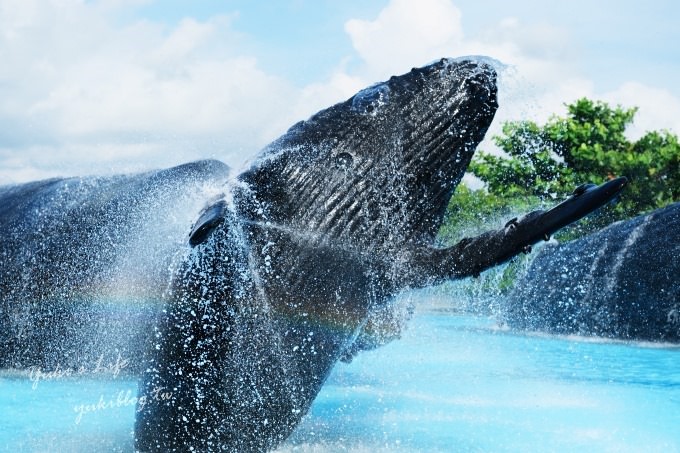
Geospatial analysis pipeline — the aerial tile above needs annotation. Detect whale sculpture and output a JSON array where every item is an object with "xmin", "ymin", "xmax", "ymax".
[
  {"xmin": 0, "ymin": 57, "xmax": 622, "ymax": 451},
  {"xmin": 503, "ymin": 201, "xmax": 680, "ymax": 343}
]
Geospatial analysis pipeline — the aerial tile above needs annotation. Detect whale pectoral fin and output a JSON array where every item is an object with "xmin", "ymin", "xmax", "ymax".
[
  {"xmin": 401, "ymin": 178, "xmax": 628, "ymax": 288},
  {"xmin": 189, "ymin": 199, "xmax": 228, "ymax": 246},
  {"xmin": 401, "ymin": 211, "xmax": 545, "ymax": 287}
]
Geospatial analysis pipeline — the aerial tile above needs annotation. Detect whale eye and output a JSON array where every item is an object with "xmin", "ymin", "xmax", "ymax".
[
  {"xmin": 334, "ymin": 152, "xmax": 354, "ymax": 170},
  {"xmin": 351, "ymin": 83, "xmax": 390, "ymax": 116}
]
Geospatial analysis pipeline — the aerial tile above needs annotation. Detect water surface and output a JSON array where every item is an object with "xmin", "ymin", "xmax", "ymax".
[{"xmin": 1, "ymin": 311, "xmax": 678, "ymax": 452}]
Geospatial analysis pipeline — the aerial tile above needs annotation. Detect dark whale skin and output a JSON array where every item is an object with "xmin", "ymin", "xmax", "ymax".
[
  {"xmin": 0, "ymin": 160, "xmax": 230, "ymax": 371},
  {"xmin": 504, "ymin": 201, "xmax": 680, "ymax": 343},
  {"xmin": 133, "ymin": 57, "xmax": 502, "ymax": 451}
]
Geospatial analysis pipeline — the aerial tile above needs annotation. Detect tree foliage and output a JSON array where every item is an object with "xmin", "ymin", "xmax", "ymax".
[{"xmin": 462, "ymin": 98, "xmax": 680, "ymax": 237}]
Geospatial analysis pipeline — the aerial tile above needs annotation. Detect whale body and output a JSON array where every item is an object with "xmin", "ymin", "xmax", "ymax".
[
  {"xmin": 0, "ymin": 160, "xmax": 230, "ymax": 371},
  {"xmin": 135, "ymin": 57, "xmax": 502, "ymax": 451},
  {"xmin": 503, "ymin": 202, "xmax": 680, "ymax": 342}
]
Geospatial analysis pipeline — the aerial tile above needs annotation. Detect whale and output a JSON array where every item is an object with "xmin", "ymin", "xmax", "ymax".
[
  {"xmin": 0, "ymin": 159, "xmax": 231, "ymax": 372},
  {"xmin": 134, "ymin": 57, "xmax": 503, "ymax": 451},
  {"xmin": 0, "ymin": 57, "xmax": 621, "ymax": 451},
  {"xmin": 503, "ymin": 201, "xmax": 680, "ymax": 342}
]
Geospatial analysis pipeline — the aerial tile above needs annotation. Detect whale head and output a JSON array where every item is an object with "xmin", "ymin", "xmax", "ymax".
[{"xmin": 238, "ymin": 57, "xmax": 498, "ymax": 250}]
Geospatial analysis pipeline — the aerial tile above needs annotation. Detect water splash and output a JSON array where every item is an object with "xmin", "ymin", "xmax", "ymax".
[{"xmin": 602, "ymin": 214, "xmax": 653, "ymax": 296}]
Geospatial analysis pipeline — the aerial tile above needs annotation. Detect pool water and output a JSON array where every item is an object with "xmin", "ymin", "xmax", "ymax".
[{"xmin": 1, "ymin": 311, "xmax": 679, "ymax": 452}]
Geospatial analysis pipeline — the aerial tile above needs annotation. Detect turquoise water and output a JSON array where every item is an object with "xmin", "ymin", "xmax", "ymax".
[{"xmin": 1, "ymin": 312, "xmax": 679, "ymax": 452}]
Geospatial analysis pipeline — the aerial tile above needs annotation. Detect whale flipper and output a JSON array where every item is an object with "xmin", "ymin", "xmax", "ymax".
[
  {"xmin": 515, "ymin": 176, "xmax": 628, "ymax": 243},
  {"xmin": 403, "ymin": 177, "xmax": 628, "ymax": 286},
  {"xmin": 189, "ymin": 200, "xmax": 228, "ymax": 246}
]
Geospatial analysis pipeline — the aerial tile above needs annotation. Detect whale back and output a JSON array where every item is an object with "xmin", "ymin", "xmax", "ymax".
[
  {"xmin": 504, "ymin": 202, "xmax": 680, "ymax": 341},
  {"xmin": 0, "ymin": 160, "xmax": 230, "ymax": 370}
]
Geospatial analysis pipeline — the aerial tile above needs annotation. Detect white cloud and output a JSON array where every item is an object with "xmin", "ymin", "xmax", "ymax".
[
  {"xmin": 345, "ymin": 0, "xmax": 463, "ymax": 78},
  {"xmin": 292, "ymin": 72, "xmax": 365, "ymax": 122},
  {"xmin": 338, "ymin": 0, "xmax": 594, "ymax": 153},
  {"xmin": 1, "ymin": 0, "xmax": 677, "ymax": 185},
  {"xmin": 602, "ymin": 82, "xmax": 680, "ymax": 140},
  {"xmin": 0, "ymin": 0, "xmax": 298, "ymax": 183},
  {"xmin": 341, "ymin": 1, "xmax": 581, "ymax": 90}
]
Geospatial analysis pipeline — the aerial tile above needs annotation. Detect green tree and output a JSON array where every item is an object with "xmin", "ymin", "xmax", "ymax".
[{"xmin": 466, "ymin": 98, "xmax": 680, "ymax": 236}]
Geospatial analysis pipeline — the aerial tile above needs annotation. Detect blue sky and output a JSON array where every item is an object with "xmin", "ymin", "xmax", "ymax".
[
  {"xmin": 133, "ymin": 0, "xmax": 680, "ymax": 93},
  {"xmin": 1, "ymin": 0, "xmax": 679, "ymax": 183}
]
